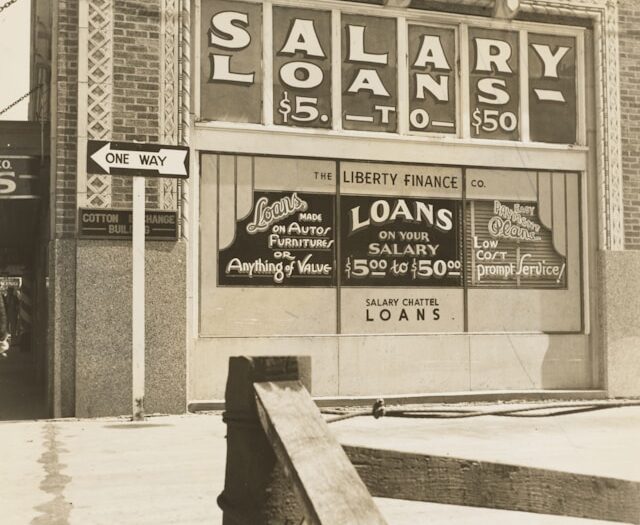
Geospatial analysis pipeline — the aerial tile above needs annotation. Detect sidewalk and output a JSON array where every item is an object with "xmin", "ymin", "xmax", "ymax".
[
  {"xmin": 1, "ymin": 403, "xmax": 638, "ymax": 524},
  {"xmin": 0, "ymin": 350, "xmax": 46, "ymax": 421}
]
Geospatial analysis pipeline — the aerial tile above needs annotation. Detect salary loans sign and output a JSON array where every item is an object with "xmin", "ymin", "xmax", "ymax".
[
  {"xmin": 87, "ymin": 141, "xmax": 189, "ymax": 178},
  {"xmin": 202, "ymin": 154, "xmax": 581, "ymax": 336},
  {"xmin": 216, "ymin": 156, "xmax": 570, "ymax": 291},
  {"xmin": 200, "ymin": 1, "xmax": 578, "ymax": 144}
]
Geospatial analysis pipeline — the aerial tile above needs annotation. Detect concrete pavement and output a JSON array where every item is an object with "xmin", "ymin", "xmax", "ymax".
[
  {"xmin": 331, "ymin": 402, "xmax": 640, "ymax": 481},
  {"xmin": 2, "ymin": 416, "xmax": 224, "ymax": 525},
  {"xmin": 1, "ymin": 403, "xmax": 638, "ymax": 524}
]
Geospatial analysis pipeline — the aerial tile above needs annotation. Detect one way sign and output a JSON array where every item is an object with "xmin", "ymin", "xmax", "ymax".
[{"xmin": 87, "ymin": 140, "xmax": 189, "ymax": 178}]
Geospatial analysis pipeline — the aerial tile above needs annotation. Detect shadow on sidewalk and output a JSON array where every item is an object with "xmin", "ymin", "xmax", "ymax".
[{"xmin": 0, "ymin": 348, "xmax": 46, "ymax": 421}]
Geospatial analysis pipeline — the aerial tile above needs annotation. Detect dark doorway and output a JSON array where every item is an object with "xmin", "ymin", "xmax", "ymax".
[{"xmin": 0, "ymin": 121, "xmax": 49, "ymax": 420}]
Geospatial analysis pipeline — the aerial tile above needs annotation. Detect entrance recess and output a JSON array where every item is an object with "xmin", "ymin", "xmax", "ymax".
[{"xmin": 0, "ymin": 122, "xmax": 49, "ymax": 420}]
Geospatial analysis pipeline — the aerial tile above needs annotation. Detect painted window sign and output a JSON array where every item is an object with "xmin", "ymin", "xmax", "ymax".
[
  {"xmin": 468, "ymin": 28, "xmax": 520, "ymax": 141},
  {"xmin": 342, "ymin": 15, "xmax": 398, "ymax": 133},
  {"xmin": 201, "ymin": 0, "xmax": 263, "ymax": 123},
  {"xmin": 218, "ymin": 190, "xmax": 336, "ymax": 286},
  {"xmin": 467, "ymin": 199, "xmax": 566, "ymax": 287},
  {"xmin": 216, "ymin": 157, "xmax": 574, "ymax": 292},
  {"xmin": 200, "ymin": 1, "xmax": 581, "ymax": 144},
  {"xmin": 0, "ymin": 157, "xmax": 40, "ymax": 199},
  {"xmin": 528, "ymin": 34, "xmax": 577, "ymax": 144},
  {"xmin": 341, "ymin": 196, "xmax": 462, "ymax": 287},
  {"xmin": 464, "ymin": 170, "xmax": 573, "ymax": 289},
  {"xmin": 273, "ymin": 7, "xmax": 332, "ymax": 128},
  {"xmin": 408, "ymin": 25, "xmax": 457, "ymax": 134},
  {"xmin": 203, "ymin": 155, "xmax": 581, "ymax": 335},
  {"xmin": 217, "ymin": 156, "xmax": 337, "ymax": 287},
  {"xmin": 337, "ymin": 162, "xmax": 464, "ymax": 333}
]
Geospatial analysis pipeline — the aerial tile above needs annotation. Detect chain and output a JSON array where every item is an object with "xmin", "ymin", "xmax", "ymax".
[
  {"xmin": 0, "ymin": 84, "xmax": 43, "ymax": 117},
  {"xmin": 0, "ymin": 0, "xmax": 20, "ymax": 15}
]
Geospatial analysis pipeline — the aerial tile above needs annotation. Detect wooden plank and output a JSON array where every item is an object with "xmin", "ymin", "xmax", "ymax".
[
  {"xmin": 344, "ymin": 446, "xmax": 640, "ymax": 524},
  {"xmin": 254, "ymin": 380, "xmax": 388, "ymax": 525}
]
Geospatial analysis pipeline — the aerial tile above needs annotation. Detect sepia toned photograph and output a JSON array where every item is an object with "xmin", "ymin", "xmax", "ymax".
[{"xmin": 1, "ymin": 0, "xmax": 638, "ymax": 523}]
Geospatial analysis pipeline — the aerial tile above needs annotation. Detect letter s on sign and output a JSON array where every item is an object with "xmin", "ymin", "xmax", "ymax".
[
  {"xmin": 210, "ymin": 11, "xmax": 251, "ymax": 50},
  {"xmin": 477, "ymin": 78, "xmax": 510, "ymax": 105},
  {"xmin": 0, "ymin": 173, "xmax": 17, "ymax": 194}
]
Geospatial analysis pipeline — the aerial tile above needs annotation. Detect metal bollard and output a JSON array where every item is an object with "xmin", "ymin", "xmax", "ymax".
[{"xmin": 218, "ymin": 356, "xmax": 311, "ymax": 525}]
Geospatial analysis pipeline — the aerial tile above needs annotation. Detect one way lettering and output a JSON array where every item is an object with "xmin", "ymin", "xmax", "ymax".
[
  {"xmin": 88, "ymin": 141, "xmax": 189, "ymax": 178},
  {"xmin": 139, "ymin": 154, "xmax": 167, "ymax": 167}
]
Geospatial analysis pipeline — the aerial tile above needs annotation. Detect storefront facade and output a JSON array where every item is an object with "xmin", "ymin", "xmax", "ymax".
[
  {"xmin": 190, "ymin": 0, "xmax": 603, "ymax": 401},
  {"xmin": 45, "ymin": 0, "xmax": 640, "ymax": 417}
]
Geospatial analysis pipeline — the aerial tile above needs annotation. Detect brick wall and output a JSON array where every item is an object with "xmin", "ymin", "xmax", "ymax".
[
  {"xmin": 53, "ymin": 0, "xmax": 78, "ymax": 238},
  {"xmin": 619, "ymin": 0, "xmax": 640, "ymax": 249},
  {"xmin": 112, "ymin": 0, "xmax": 162, "ymax": 208},
  {"xmin": 51, "ymin": 0, "xmax": 184, "ymax": 417},
  {"xmin": 53, "ymin": 0, "xmax": 164, "ymax": 227}
]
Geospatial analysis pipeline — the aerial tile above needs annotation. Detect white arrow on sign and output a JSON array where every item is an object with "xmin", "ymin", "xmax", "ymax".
[{"xmin": 90, "ymin": 142, "xmax": 188, "ymax": 176}]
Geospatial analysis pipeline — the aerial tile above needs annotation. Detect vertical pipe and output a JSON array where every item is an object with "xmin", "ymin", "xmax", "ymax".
[
  {"xmin": 132, "ymin": 176, "xmax": 145, "ymax": 421},
  {"xmin": 219, "ymin": 356, "xmax": 310, "ymax": 524}
]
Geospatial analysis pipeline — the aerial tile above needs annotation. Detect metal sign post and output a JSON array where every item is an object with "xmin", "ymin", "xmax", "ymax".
[
  {"xmin": 87, "ymin": 140, "xmax": 189, "ymax": 421},
  {"xmin": 132, "ymin": 176, "xmax": 145, "ymax": 420}
]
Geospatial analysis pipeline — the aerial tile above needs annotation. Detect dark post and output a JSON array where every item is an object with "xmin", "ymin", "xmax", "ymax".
[{"xmin": 218, "ymin": 356, "xmax": 311, "ymax": 525}]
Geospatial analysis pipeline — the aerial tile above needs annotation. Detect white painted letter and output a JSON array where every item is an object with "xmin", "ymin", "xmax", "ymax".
[
  {"xmin": 280, "ymin": 19, "xmax": 326, "ymax": 58},
  {"xmin": 350, "ymin": 206, "xmax": 370, "ymax": 233},
  {"xmin": 477, "ymin": 78, "xmax": 510, "ymax": 105},
  {"xmin": 210, "ymin": 55, "xmax": 255, "ymax": 84},
  {"xmin": 531, "ymin": 44, "xmax": 569, "ymax": 78},
  {"xmin": 348, "ymin": 25, "xmax": 388, "ymax": 65},
  {"xmin": 475, "ymin": 38, "xmax": 512, "ymax": 73},
  {"xmin": 415, "ymin": 74, "xmax": 449, "ymax": 101},
  {"xmin": 279, "ymin": 61, "xmax": 324, "ymax": 89},
  {"xmin": 0, "ymin": 174, "xmax": 17, "ymax": 194},
  {"xmin": 414, "ymin": 35, "xmax": 451, "ymax": 70},
  {"xmin": 370, "ymin": 200, "xmax": 391, "ymax": 224},
  {"xmin": 348, "ymin": 69, "xmax": 390, "ymax": 97},
  {"xmin": 210, "ymin": 11, "xmax": 251, "ymax": 49}
]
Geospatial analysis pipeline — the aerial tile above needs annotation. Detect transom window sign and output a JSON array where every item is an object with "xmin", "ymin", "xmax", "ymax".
[{"xmin": 199, "ymin": 0, "xmax": 584, "ymax": 145}]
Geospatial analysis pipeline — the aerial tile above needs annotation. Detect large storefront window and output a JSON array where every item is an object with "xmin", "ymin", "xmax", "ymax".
[{"xmin": 199, "ymin": 154, "xmax": 582, "ymax": 336}]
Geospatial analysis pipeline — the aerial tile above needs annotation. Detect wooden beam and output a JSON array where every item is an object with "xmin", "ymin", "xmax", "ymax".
[
  {"xmin": 255, "ymin": 380, "xmax": 388, "ymax": 525},
  {"xmin": 344, "ymin": 445, "xmax": 640, "ymax": 524}
]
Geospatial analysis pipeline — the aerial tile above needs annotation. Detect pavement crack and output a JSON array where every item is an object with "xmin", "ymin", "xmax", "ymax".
[{"xmin": 31, "ymin": 422, "xmax": 72, "ymax": 525}]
